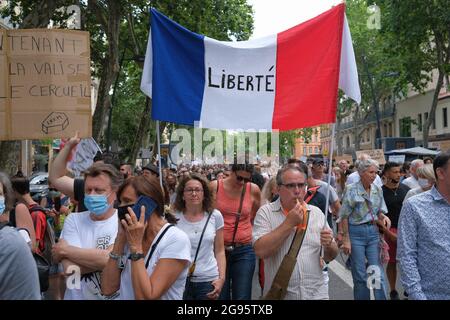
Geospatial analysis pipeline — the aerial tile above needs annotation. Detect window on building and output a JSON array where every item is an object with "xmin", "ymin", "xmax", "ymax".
[
  {"xmin": 418, "ymin": 114, "xmax": 422, "ymax": 132},
  {"xmin": 400, "ymin": 117, "xmax": 412, "ymax": 137},
  {"xmin": 303, "ymin": 147, "xmax": 307, "ymax": 155},
  {"xmin": 315, "ymin": 147, "xmax": 319, "ymax": 154},
  {"xmin": 444, "ymin": 108, "xmax": 448, "ymax": 128},
  {"xmin": 309, "ymin": 147, "xmax": 313, "ymax": 154},
  {"xmin": 346, "ymin": 136, "xmax": 350, "ymax": 148}
]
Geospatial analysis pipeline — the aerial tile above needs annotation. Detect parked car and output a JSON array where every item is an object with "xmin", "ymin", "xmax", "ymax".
[{"xmin": 29, "ymin": 172, "xmax": 48, "ymax": 201}]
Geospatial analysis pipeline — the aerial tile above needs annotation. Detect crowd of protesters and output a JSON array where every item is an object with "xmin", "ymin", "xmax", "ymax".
[{"xmin": 1, "ymin": 133, "xmax": 449, "ymax": 300}]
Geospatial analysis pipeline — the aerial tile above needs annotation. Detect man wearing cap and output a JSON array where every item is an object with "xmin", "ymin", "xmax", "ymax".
[
  {"xmin": 142, "ymin": 164, "xmax": 159, "ymax": 178},
  {"xmin": 311, "ymin": 160, "xmax": 336, "ymax": 188}
]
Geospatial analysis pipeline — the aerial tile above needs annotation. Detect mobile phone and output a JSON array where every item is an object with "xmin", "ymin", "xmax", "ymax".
[
  {"xmin": 133, "ymin": 195, "xmax": 158, "ymax": 222},
  {"xmin": 117, "ymin": 196, "xmax": 158, "ymax": 222}
]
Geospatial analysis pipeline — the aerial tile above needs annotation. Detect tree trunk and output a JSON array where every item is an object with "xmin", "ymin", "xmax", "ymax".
[
  {"xmin": 91, "ymin": 0, "xmax": 121, "ymax": 145},
  {"xmin": 422, "ymin": 70, "xmax": 445, "ymax": 147},
  {"xmin": 129, "ymin": 97, "xmax": 153, "ymax": 164}
]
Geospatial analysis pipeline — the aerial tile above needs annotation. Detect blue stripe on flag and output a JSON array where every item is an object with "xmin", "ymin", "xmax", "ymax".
[{"xmin": 151, "ymin": 9, "xmax": 205, "ymax": 125}]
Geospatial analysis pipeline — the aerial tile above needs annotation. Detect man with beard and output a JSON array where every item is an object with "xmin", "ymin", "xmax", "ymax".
[
  {"xmin": 119, "ymin": 164, "xmax": 133, "ymax": 180},
  {"xmin": 380, "ymin": 162, "xmax": 410, "ymax": 300}
]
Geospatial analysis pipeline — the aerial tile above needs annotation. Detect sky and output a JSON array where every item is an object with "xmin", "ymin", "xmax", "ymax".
[{"xmin": 248, "ymin": 0, "xmax": 343, "ymax": 39}]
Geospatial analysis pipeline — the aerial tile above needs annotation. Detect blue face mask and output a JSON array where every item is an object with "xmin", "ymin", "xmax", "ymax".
[
  {"xmin": 0, "ymin": 196, "xmax": 5, "ymax": 215},
  {"xmin": 84, "ymin": 193, "xmax": 112, "ymax": 216}
]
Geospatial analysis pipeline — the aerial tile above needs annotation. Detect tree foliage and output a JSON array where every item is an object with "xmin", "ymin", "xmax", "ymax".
[{"xmin": 376, "ymin": 0, "xmax": 450, "ymax": 146}]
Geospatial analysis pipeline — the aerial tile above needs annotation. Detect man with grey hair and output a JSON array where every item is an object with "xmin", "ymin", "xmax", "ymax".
[
  {"xmin": 346, "ymin": 153, "xmax": 383, "ymax": 188},
  {"xmin": 253, "ymin": 164, "xmax": 338, "ymax": 299},
  {"xmin": 401, "ymin": 159, "xmax": 424, "ymax": 189},
  {"xmin": 52, "ymin": 163, "xmax": 123, "ymax": 300}
]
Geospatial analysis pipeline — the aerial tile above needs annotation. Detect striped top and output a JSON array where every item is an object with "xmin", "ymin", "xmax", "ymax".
[{"xmin": 253, "ymin": 198, "xmax": 332, "ymax": 300}]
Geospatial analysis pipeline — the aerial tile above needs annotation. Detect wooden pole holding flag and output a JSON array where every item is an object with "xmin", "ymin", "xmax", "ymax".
[
  {"xmin": 323, "ymin": 123, "xmax": 336, "ymax": 229},
  {"xmin": 156, "ymin": 120, "xmax": 163, "ymax": 189}
]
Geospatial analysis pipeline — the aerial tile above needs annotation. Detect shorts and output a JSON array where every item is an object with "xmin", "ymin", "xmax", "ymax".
[{"xmin": 385, "ymin": 227, "xmax": 397, "ymax": 264}]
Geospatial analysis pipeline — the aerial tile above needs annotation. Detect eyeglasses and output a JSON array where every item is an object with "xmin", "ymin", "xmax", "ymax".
[
  {"xmin": 184, "ymin": 188, "xmax": 204, "ymax": 194},
  {"xmin": 281, "ymin": 182, "xmax": 307, "ymax": 190},
  {"xmin": 235, "ymin": 173, "xmax": 252, "ymax": 183}
]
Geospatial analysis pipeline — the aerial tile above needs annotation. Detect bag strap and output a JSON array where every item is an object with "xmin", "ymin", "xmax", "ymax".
[
  {"xmin": 263, "ymin": 209, "xmax": 311, "ymax": 300},
  {"xmin": 230, "ymin": 183, "xmax": 247, "ymax": 246},
  {"xmin": 188, "ymin": 212, "xmax": 213, "ymax": 277},
  {"xmin": 145, "ymin": 224, "xmax": 174, "ymax": 269},
  {"xmin": 286, "ymin": 209, "xmax": 311, "ymax": 259},
  {"xmin": 304, "ymin": 186, "xmax": 320, "ymax": 204}
]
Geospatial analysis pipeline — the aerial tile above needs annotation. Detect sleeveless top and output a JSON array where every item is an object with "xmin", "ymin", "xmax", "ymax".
[{"xmin": 215, "ymin": 179, "xmax": 254, "ymax": 244}]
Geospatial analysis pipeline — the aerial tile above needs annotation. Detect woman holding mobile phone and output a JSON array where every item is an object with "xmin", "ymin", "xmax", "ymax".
[{"xmin": 101, "ymin": 175, "xmax": 191, "ymax": 300}]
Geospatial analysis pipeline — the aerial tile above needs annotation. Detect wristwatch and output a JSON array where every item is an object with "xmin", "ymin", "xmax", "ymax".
[
  {"xmin": 109, "ymin": 252, "xmax": 125, "ymax": 270},
  {"xmin": 128, "ymin": 252, "xmax": 145, "ymax": 261}
]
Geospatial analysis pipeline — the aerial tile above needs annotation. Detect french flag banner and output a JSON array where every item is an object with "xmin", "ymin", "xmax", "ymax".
[{"xmin": 141, "ymin": 3, "xmax": 360, "ymax": 131}]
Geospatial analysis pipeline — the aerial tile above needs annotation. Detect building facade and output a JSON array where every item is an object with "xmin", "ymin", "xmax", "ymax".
[{"xmin": 294, "ymin": 126, "xmax": 322, "ymax": 159}]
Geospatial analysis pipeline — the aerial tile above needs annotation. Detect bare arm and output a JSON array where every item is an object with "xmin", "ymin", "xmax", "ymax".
[
  {"xmin": 48, "ymin": 132, "xmax": 80, "ymax": 198},
  {"xmin": 207, "ymin": 228, "xmax": 226, "ymax": 299},
  {"xmin": 101, "ymin": 225, "xmax": 127, "ymax": 296},
  {"xmin": 250, "ymin": 183, "xmax": 261, "ymax": 224},
  {"xmin": 65, "ymin": 246, "xmax": 111, "ymax": 272},
  {"xmin": 14, "ymin": 203, "xmax": 37, "ymax": 252},
  {"xmin": 340, "ymin": 217, "xmax": 351, "ymax": 255},
  {"xmin": 131, "ymin": 258, "xmax": 188, "ymax": 300}
]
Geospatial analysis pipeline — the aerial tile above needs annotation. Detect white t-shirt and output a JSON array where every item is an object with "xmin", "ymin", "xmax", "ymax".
[
  {"xmin": 119, "ymin": 223, "xmax": 191, "ymax": 300},
  {"xmin": 346, "ymin": 171, "xmax": 383, "ymax": 188},
  {"xmin": 175, "ymin": 209, "xmax": 224, "ymax": 282},
  {"xmin": 61, "ymin": 210, "xmax": 119, "ymax": 300},
  {"xmin": 402, "ymin": 176, "xmax": 420, "ymax": 189}
]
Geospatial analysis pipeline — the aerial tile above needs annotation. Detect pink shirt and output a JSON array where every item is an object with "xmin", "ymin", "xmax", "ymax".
[{"xmin": 215, "ymin": 179, "xmax": 254, "ymax": 244}]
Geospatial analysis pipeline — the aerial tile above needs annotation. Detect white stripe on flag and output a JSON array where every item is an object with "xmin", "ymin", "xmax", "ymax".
[
  {"xmin": 141, "ymin": 30, "xmax": 153, "ymax": 98},
  {"xmin": 200, "ymin": 35, "xmax": 277, "ymax": 130},
  {"xmin": 338, "ymin": 15, "xmax": 361, "ymax": 104}
]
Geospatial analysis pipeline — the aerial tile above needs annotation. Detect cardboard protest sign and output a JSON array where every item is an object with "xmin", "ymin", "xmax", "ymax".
[
  {"xmin": 356, "ymin": 149, "xmax": 386, "ymax": 165},
  {"xmin": 0, "ymin": 29, "xmax": 91, "ymax": 140},
  {"xmin": 334, "ymin": 154, "xmax": 353, "ymax": 164}
]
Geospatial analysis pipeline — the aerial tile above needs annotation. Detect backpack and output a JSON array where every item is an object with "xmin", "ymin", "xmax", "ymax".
[{"xmin": 29, "ymin": 205, "xmax": 56, "ymax": 264}]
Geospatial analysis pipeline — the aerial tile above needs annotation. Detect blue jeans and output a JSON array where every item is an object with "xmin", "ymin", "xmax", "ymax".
[
  {"xmin": 183, "ymin": 280, "xmax": 214, "ymax": 300},
  {"xmin": 349, "ymin": 223, "xmax": 387, "ymax": 300},
  {"xmin": 219, "ymin": 244, "xmax": 255, "ymax": 300}
]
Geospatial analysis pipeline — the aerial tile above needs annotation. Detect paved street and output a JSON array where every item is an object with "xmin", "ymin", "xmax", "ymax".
[{"xmin": 329, "ymin": 252, "xmax": 407, "ymax": 300}]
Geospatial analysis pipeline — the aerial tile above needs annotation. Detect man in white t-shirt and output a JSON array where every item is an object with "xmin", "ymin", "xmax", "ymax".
[
  {"xmin": 401, "ymin": 159, "xmax": 424, "ymax": 189},
  {"xmin": 52, "ymin": 163, "xmax": 123, "ymax": 300}
]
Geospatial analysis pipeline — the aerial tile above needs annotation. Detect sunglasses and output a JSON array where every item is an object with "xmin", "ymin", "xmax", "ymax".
[{"xmin": 235, "ymin": 174, "xmax": 252, "ymax": 183}]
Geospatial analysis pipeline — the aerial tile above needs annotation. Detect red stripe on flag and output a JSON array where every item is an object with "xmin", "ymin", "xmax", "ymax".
[{"xmin": 273, "ymin": 3, "xmax": 345, "ymax": 131}]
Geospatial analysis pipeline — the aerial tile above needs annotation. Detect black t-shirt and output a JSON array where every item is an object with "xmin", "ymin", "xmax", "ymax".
[
  {"xmin": 306, "ymin": 189, "xmax": 327, "ymax": 215},
  {"xmin": 382, "ymin": 184, "xmax": 410, "ymax": 228},
  {"xmin": 74, "ymin": 178, "xmax": 87, "ymax": 212}
]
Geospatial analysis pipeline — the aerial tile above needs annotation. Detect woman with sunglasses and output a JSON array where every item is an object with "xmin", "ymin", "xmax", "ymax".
[
  {"xmin": 101, "ymin": 175, "xmax": 191, "ymax": 300},
  {"xmin": 173, "ymin": 174, "xmax": 226, "ymax": 300},
  {"xmin": 210, "ymin": 163, "xmax": 261, "ymax": 300}
]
